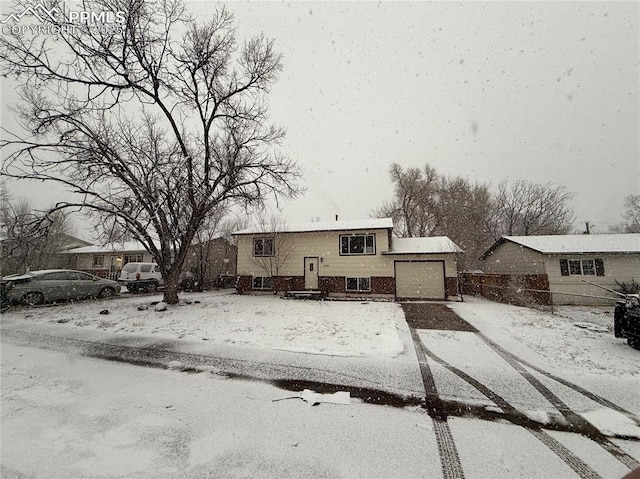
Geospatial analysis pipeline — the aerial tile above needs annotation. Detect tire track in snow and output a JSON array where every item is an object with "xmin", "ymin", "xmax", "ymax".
[
  {"xmin": 409, "ymin": 328, "xmax": 465, "ymax": 479},
  {"xmin": 414, "ymin": 332, "xmax": 602, "ymax": 479},
  {"xmin": 473, "ymin": 331, "xmax": 640, "ymax": 470},
  {"xmin": 476, "ymin": 331, "xmax": 640, "ymax": 424}
]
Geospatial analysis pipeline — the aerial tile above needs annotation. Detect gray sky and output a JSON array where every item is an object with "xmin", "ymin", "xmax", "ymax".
[{"xmin": 2, "ymin": 1, "xmax": 639, "ymax": 236}]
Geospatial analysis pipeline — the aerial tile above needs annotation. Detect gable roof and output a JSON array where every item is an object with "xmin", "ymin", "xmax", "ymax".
[
  {"xmin": 386, "ymin": 236, "xmax": 463, "ymax": 254},
  {"xmin": 59, "ymin": 241, "xmax": 154, "ymax": 255},
  {"xmin": 233, "ymin": 218, "xmax": 394, "ymax": 235},
  {"xmin": 482, "ymin": 234, "xmax": 640, "ymax": 258}
]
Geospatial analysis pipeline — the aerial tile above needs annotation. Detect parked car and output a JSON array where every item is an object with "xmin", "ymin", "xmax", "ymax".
[
  {"xmin": 3, "ymin": 269, "xmax": 121, "ymax": 306},
  {"xmin": 614, "ymin": 294, "xmax": 640, "ymax": 350},
  {"xmin": 118, "ymin": 262, "xmax": 164, "ymax": 293}
]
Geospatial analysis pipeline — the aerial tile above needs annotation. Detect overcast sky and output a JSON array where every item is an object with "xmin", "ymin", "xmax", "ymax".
[{"xmin": 1, "ymin": 1, "xmax": 638, "ymax": 237}]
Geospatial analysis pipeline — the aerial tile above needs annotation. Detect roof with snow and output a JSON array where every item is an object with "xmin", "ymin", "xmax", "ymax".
[
  {"xmin": 233, "ymin": 218, "xmax": 394, "ymax": 235},
  {"xmin": 59, "ymin": 241, "xmax": 153, "ymax": 255},
  {"xmin": 386, "ymin": 236, "xmax": 463, "ymax": 254},
  {"xmin": 482, "ymin": 234, "xmax": 640, "ymax": 258}
]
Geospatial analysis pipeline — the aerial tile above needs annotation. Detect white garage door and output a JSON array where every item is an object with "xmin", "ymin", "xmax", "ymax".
[{"xmin": 395, "ymin": 261, "xmax": 445, "ymax": 299}]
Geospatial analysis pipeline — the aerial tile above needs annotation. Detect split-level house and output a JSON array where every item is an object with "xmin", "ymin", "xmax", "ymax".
[{"xmin": 233, "ymin": 218, "xmax": 462, "ymax": 300}]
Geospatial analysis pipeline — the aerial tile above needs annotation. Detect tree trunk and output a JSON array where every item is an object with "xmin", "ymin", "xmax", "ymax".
[{"xmin": 163, "ymin": 269, "xmax": 181, "ymax": 304}]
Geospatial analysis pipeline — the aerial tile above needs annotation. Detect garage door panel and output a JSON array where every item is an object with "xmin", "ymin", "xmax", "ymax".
[{"xmin": 395, "ymin": 262, "xmax": 445, "ymax": 299}]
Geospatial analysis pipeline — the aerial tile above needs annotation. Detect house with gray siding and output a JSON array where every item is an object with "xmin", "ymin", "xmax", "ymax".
[{"xmin": 480, "ymin": 234, "xmax": 640, "ymax": 305}]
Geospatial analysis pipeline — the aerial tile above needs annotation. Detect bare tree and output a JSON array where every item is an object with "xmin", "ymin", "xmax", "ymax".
[
  {"xmin": 186, "ymin": 206, "xmax": 227, "ymax": 290},
  {"xmin": 610, "ymin": 194, "xmax": 640, "ymax": 233},
  {"xmin": 490, "ymin": 180, "xmax": 575, "ymax": 238},
  {"xmin": 248, "ymin": 213, "xmax": 293, "ymax": 294},
  {"xmin": 0, "ymin": 1, "xmax": 301, "ymax": 303},
  {"xmin": 1, "ymin": 184, "xmax": 73, "ymax": 275},
  {"xmin": 371, "ymin": 163, "xmax": 440, "ymax": 237},
  {"xmin": 433, "ymin": 176, "xmax": 493, "ymax": 271}
]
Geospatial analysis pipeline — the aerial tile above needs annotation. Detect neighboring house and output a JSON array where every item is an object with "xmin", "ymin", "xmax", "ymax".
[
  {"xmin": 234, "ymin": 218, "xmax": 462, "ymax": 300},
  {"xmin": 56, "ymin": 241, "xmax": 156, "ymax": 279},
  {"xmin": 480, "ymin": 234, "xmax": 640, "ymax": 305},
  {"xmin": 182, "ymin": 237, "xmax": 237, "ymax": 288},
  {"xmin": 57, "ymin": 238, "xmax": 237, "ymax": 287}
]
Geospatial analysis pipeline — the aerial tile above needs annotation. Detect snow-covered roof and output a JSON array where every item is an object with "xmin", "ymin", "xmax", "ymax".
[
  {"xmin": 386, "ymin": 236, "xmax": 463, "ymax": 254},
  {"xmin": 487, "ymin": 234, "xmax": 640, "ymax": 256},
  {"xmin": 233, "ymin": 218, "xmax": 394, "ymax": 235},
  {"xmin": 59, "ymin": 241, "xmax": 153, "ymax": 255}
]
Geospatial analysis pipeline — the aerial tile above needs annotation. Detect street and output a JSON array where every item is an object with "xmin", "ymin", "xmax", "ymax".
[{"xmin": 2, "ymin": 297, "xmax": 639, "ymax": 478}]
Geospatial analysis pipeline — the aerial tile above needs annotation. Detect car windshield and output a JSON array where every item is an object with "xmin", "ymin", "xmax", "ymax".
[{"xmin": 122, "ymin": 264, "xmax": 138, "ymax": 273}]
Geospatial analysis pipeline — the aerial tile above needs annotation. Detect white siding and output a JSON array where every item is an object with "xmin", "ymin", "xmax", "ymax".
[
  {"xmin": 237, "ymin": 229, "xmax": 393, "ymax": 277},
  {"xmin": 236, "ymin": 230, "xmax": 460, "ymax": 279},
  {"xmin": 546, "ymin": 253, "xmax": 640, "ymax": 305}
]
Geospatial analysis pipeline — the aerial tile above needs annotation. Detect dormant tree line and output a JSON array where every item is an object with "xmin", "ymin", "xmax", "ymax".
[{"xmin": 371, "ymin": 163, "xmax": 639, "ymax": 270}]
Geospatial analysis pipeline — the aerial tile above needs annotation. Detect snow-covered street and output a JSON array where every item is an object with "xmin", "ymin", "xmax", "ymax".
[{"xmin": 1, "ymin": 292, "xmax": 639, "ymax": 478}]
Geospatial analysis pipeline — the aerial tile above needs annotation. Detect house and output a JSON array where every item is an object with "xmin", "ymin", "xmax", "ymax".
[
  {"xmin": 56, "ymin": 241, "xmax": 156, "ymax": 279},
  {"xmin": 182, "ymin": 237, "xmax": 237, "ymax": 288},
  {"xmin": 57, "ymin": 238, "xmax": 237, "ymax": 287},
  {"xmin": 480, "ymin": 234, "xmax": 640, "ymax": 305},
  {"xmin": 233, "ymin": 218, "xmax": 462, "ymax": 300}
]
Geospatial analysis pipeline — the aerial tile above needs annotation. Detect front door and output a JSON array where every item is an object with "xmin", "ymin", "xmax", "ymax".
[{"xmin": 304, "ymin": 257, "xmax": 319, "ymax": 290}]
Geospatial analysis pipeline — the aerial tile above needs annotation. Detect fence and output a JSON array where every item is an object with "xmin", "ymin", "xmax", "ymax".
[{"xmin": 461, "ymin": 273, "xmax": 552, "ymax": 306}]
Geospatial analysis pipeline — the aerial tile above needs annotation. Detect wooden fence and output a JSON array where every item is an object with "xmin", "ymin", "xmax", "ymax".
[{"xmin": 460, "ymin": 273, "xmax": 551, "ymax": 306}]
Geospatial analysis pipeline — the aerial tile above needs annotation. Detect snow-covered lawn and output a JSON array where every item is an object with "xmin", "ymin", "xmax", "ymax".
[
  {"xmin": 1, "ymin": 291, "xmax": 407, "ymax": 359},
  {"xmin": 450, "ymin": 297, "xmax": 638, "ymax": 377}
]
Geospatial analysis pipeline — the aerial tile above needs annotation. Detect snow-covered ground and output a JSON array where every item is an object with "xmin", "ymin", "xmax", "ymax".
[
  {"xmin": 2, "ymin": 292, "xmax": 640, "ymax": 478},
  {"xmin": 2, "ymin": 291, "xmax": 406, "ymax": 358},
  {"xmin": 450, "ymin": 296, "xmax": 638, "ymax": 378}
]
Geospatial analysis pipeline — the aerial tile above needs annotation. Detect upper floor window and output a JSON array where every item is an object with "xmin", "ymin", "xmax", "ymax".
[
  {"xmin": 253, "ymin": 237, "xmax": 274, "ymax": 257},
  {"xmin": 340, "ymin": 234, "xmax": 375, "ymax": 255}
]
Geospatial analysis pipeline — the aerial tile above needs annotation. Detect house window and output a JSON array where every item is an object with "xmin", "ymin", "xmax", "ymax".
[
  {"xmin": 123, "ymin": 254, "xmax": 143, "ymax": 264},
  {"xmin": 253, "ymin": 238, "xmax": 274, "ymax": 257},
  {"xmin": 253, "ymin": 276, "xmax": 273, "ymax": 290},
  {"xmin": 92, "ymin": 255, "xmax": 104, "ymax": 267},
  {"xmin": 340, "ymin": 234, "xmax": 375, "ymax": 255},
  {"xmin": 560, "ymin": 259, "xmax": 604, "ymax": 276},
  {"xmin": 345, "ymin": 277, "xmax": 371, "ymax": 292}
]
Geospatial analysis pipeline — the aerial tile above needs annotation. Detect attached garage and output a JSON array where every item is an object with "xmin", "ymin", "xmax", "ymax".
[
  {"xmin": 385, "ymin": 237, "xmax": 463, "ymax": 301},
  {"xmin": 395, "ymin": 261, "xmax": 445, "ymax": 299}
]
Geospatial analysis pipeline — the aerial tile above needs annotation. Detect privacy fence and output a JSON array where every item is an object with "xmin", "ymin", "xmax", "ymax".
[{"xmin": 460, "ymin": 273, "xmax": 552, "ymax": 306}]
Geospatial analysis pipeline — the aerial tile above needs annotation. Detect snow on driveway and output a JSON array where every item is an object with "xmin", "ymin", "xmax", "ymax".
[
  {"xmin": 1, "ymin": 291, "xmax": 406, "ymax": 359},
  {"xmin": 449, "ymin": 296, "xmax": 640, "ymax": 416}
]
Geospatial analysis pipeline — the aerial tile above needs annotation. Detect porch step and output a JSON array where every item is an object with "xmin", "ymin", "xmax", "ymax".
[{"xmin": 284, "ymin": 290, "xmax": 323, "ymax": 300}]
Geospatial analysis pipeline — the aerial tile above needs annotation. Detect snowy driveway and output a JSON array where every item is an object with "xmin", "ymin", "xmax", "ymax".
[{"xmin": 404, "ymin": 300, "xmax": 640, "ymax": 479}]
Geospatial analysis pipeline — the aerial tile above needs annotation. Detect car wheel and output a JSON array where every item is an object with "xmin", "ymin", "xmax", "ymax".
[
  {"xmin": 145, "ymin": 282, "xmax": 158, "ymax": 293},
  {"xmin": 22, "ymin": 292, "xmax": 44, "ymax": 306},
  {"xmin": 98, "ymin": 287, "xmax": 116, "ymax": 299},
  {"xmin": 628, "ymin": 338, "xmax": 640, "ymax": 350}
]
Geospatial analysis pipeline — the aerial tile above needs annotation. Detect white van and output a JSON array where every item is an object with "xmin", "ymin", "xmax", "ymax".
[{"xmin": 118, "ymin": 262, "xmax": 164, "ymax": 293}]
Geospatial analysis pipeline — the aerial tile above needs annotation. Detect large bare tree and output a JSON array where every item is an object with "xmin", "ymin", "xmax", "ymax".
[
  {"xmin": 373, "ymin": 163, "xmax": 574, "ymax": 270},
  {"xmin": 0, "ymin": 0, "xmax": 301, "ymax": 303},
  {"xmin": 490, "ymin": 180, "xmax": 575, "ymax": 238},
  {"xmin": 0, "ymin": 182, "xmax": 73, "ymax": 275}
]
